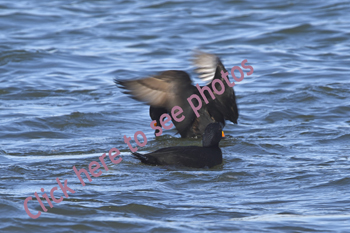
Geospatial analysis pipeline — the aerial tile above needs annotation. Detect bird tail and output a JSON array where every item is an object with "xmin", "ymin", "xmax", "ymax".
[{"xmin": 132, "ymin": 152, "xmax": 156, "ymax": 165}]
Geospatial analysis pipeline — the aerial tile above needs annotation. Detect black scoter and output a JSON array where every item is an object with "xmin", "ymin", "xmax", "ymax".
[
  {"xmin": 116, "ymin": 51, "xmax": 238, "ymax": 138},
  {"xmin": 132, "ymin": 123, "xmax": 223, "ymax": 168}
]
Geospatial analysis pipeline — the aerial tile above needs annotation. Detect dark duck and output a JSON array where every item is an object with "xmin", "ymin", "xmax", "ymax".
[
  {"xmin": 116, "ymin": 51, "xmax": 239, "ymax": 138},
  {"xmin": 132, "ymin": 123, "xmax": 223, "ymax": 168}
]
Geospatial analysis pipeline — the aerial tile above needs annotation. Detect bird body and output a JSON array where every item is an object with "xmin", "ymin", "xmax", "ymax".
[
  {"xmin": 132, "ymin": 123, "xmax": 223, "ymax": 168},
  {"xmin": 132, "ymin": 146, "xmax": 222, "ymax": 168}
]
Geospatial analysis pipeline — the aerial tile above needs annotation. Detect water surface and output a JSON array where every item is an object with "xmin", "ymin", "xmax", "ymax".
[{"xmin": 1, "ymin": 0, "xmax": 350, "ymax": 232}]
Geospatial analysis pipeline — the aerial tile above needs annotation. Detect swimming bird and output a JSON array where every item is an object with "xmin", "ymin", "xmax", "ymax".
[
  {"xmin": 116, "ymin": 51, "xmax": 238, "ymax": 138},
  {"xmin": 132, "ymin": 123, "xmax": 223, "ymax": 168}
]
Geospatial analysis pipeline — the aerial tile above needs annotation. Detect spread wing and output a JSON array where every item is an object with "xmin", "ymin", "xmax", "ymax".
[
  {"xmin": 193, "ymin": 50, "xmax": 239, "ymax": 124},
  {"xmin": 115, "ymin": 70, "xmax": 195, "ymax": 111},
  {"xmin": 193, "ymin": 50, "xmax": 220, "ymax": 84}
]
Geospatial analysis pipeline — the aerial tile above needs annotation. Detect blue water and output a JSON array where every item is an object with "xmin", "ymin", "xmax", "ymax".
[{"xmin": 1, "ymin": 0, "xmax": 350, "ymax": 232}]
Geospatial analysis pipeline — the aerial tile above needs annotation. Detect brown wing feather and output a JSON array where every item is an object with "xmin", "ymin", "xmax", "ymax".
[{"xmin": 116, "ymin": 70, "xmax": 194, "ymax": 110}]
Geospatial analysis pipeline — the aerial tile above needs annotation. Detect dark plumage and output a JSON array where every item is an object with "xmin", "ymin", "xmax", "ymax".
[
  {"xmin": 116, "ymin": 51, "xmax": 239, "ymax": 138},
  {"xmin": 149, "ymin": 106, "xmax": 167, "ymax": 135},
  {"xmin": 132, "ymin": 123, "xmax": 223, "ymax": 168}
]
